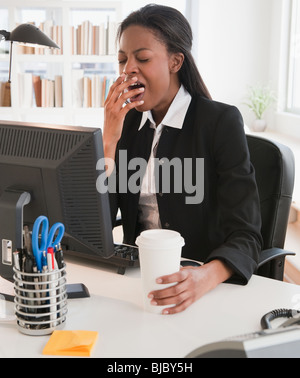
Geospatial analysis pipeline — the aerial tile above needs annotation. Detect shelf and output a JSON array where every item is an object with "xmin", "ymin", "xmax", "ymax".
[
  {"xmin": 70, "ymin": 55, "xmax": 117, "ymax": 63},
  {"xmin": 15, "ymin": 54, "xmax": 65, "ymax": 63},
  {"xmin": 0, "ymin": 54, "xmax": 9, "ymax": 62},
  {"xmin": 0, "ymin": 0, "xmax": 121, "ymax": 127},
  {"xmin": 12, "ymin": 54, "xmax": 117, "ymax": 64}
]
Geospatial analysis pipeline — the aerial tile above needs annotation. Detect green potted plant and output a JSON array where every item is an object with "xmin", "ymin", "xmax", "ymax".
[{"xmin": 244, "ymin": 85, "xmax": 276, "ymax": 132}]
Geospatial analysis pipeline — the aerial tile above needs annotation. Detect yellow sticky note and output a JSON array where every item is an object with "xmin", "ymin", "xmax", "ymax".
[{"xmin": 43, "ymin": 330, "xmax": 98, "ymax": 357}]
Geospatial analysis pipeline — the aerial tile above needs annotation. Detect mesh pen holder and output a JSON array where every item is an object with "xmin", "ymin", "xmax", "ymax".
[{"xmin": 13, "ymin": 265, "xmax": 67, "ymax": 336}]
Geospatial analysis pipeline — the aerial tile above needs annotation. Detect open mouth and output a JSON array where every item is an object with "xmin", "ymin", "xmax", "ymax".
[{"xmin": 128, "ymin": 81, "xmax": 145, "ymax": 102}]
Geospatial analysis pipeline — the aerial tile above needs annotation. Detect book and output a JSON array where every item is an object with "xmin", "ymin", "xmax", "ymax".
[
  {"xmin": 18, "ymin": 73, "xmax": 33, "ymax": 107},
  {"xmin": 0, "ymin": 82, "xmax": 6, "ymax": 107},
  {"xmin": 73, "ymin": 20, "xmax": 111, "ymax": 56},
  {"xmin": 83, "ymin": 76, "xmax": 92, "ymax": 107},
  {"xmin": 42, "ymin": 19, "xmax": 54, "ymax": 55},
  {"xmin": 101, "ymin": 75, "xmax": 107, "ymax": 107},
  {"xmin": 91, "ymin": 74, "xmax": 101, "ymax": 108},
  {"xmin": 54, "ymin": 75, "xmax": 63, "ymax": 107},
  {"xmin": 72, "ymin": 69, "xmax": 84, "ymax": 107},
  {"xmin": 34, "ymin": 76, "xmax": 63, "ymax": 108},
  {"xmin": 71, "ymin": 26, "xmax": 76, "ymax": 55},
  {"xmin": 71, "ymin": 71, "xmax": 115, "ymax": 108},
  {"xmin": 48, "ymin": 80, "xmax": 55, "ymax": 107},
  {"xmin": 77, "ymin": 24, "xmax": 82, "ymax": 55},
  {"xmin": 107, "ymin": 20, "xmax": 117, "ymax": 55},
  {"xmin": 41, "ymin": 78, "xmax": 47, "ymax": 107},
  {"xmin": 32, "ymin": 75, "xmax": 42, "ymax": 107},
  {"xmin": 2, "ymin": 82, "xmax": 11, "ymax": 107},
  {"xmin": 99, "ymin": 23, "xmax": 107, "ymax": 55}
]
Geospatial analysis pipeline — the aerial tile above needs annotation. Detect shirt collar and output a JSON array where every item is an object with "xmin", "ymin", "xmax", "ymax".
[{"xmin": 138, "ymin": 85, "xmax": 192, "ymax": 131}]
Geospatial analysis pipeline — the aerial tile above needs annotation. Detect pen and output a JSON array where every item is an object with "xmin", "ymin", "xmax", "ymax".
[
  {"xmin": 17, "ymin": 248, "xmax": 24, "ymax": 272},
  {"xmin": 38, "ymin": 250, "xmax": 47, "ymax": 300},
  {"xmin": 13, "ymin": 250, "xmax": 20, "ymax": 270},
  {"xmin": 41, "ymin": 250, "xmax": 47, "ymax": 271},
  {"xmin": 32, "ymin": 261, "xmax": 41, "ymax": 306},
  {"xmin": 54, "ymin": 244, "xmax": 63, "ymax": 319},
  {"xmin": 55, "ymin": 243, "xmax": 65, "ymax": 269},
  {"xmin": 41, "ymin": 264, "xmax": 48, "ymax": 300},
  {"xmin": 47, "ymin": 247, "xmax": 55, "ymax": 271},
  {"xmin": 23, "ymin": 253, "xmax": 35, "ymax": 313},
  {"xmin": 23, "ymin": 225, "xmax": 32, "ymax": 256},
  {"xmin": 47, "ymin": 247, "xmax": 57, "ymax": 326}
]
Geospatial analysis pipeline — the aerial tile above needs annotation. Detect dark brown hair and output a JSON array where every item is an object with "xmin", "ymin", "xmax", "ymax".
[{"xmin": 117, "ymin": 4, "xmax": 212, "ymax": 99}]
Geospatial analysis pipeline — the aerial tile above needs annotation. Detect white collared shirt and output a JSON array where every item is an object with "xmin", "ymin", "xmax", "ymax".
[{"xmin": 137, "ymin": 85, "xmax": 192, "ymax": 230}]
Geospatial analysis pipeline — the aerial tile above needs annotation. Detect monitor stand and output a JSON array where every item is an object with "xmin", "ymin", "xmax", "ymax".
[{"xmin": 0, "ymin": 189, "xmax": 31, "ymax": 281}]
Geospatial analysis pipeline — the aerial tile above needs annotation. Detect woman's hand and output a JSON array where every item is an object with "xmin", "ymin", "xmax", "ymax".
[
  {"xmin": 148, "ymin": 260, "xmax": 233, "ymax": 315},
  {"xmin": 102, "ymin": 74, "xmax": 144, "ymax": 175},
  {"xmin": 103, "ymin": 74, "xmax": 144, "ymax": 149}
]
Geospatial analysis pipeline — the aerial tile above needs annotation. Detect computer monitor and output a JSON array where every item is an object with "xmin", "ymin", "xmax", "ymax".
[{"xmin": 0, "ymin": 120, "xmax": 115, "ymax": 281}]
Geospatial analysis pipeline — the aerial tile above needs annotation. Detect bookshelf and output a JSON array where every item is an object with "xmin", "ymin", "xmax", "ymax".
[{"xmin": 0, "ymin": 0, "xmax": 122, "ymax": 127}]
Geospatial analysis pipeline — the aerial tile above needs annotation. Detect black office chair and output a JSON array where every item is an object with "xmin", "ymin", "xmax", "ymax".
[
  {"xmin": 114, "ymin": 134, "xmax": 296, "ymax": 280},
  {"xmin": 246, "ymin": 134, "xmax": 296, "ymax": 281}
]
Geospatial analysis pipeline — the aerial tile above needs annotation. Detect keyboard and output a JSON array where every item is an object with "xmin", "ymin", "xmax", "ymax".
[
  {"xmin": 106, "ymin": 244, "xmax": 140, "ymax": 275},
  {"xmin": 103, "ymin": 245, "xmax": 201, "ymax": 275}
]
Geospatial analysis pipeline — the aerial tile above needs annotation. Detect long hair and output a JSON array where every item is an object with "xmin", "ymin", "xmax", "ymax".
[{"xmin": 117, "ymin": 4, "xmax": 212, "ymax": 99}]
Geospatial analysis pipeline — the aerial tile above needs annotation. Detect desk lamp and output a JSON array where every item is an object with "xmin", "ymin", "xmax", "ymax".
[{"xmin": 0, "ymin": 23, "xmax": 60, "ymax": 106}]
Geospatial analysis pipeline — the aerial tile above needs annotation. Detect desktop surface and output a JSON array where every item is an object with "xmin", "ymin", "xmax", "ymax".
[{"xmin": 1, "ymin": 255, "xmax": 300, "ymax": 358}]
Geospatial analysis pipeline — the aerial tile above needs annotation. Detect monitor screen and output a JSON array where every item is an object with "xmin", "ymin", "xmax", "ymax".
[{"xmin": 0, "ymin": 120, "xmax": 115, "ymax": 281}]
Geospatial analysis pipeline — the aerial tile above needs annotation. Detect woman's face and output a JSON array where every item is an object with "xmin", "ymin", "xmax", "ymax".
[{"xmin": 118, "ymin": 25, "xmax": 182, "ymax": 124}]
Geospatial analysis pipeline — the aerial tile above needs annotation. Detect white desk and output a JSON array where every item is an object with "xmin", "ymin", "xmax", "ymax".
[{"xmin": 1, "ymin": 255, "xmax": 300, "ymax": 358}]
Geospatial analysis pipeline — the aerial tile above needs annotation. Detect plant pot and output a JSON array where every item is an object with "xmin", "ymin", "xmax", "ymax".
[{"xmin": 251, "ymin": 119, "xmax": 267, "ymax": 132}]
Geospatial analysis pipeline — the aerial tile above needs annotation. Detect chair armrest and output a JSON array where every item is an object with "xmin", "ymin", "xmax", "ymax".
[{"xmin": 258, "ymin": 247, "xmax": 296, "ymax": 268}]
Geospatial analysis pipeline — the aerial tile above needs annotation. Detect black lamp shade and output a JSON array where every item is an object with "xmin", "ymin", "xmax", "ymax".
[{"xmin": 9, "ymin": 23, "xmax": 59, "ymax": 49}]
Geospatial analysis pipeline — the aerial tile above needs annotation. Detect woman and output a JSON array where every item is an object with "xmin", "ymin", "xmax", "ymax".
[{"xmin": 103, "ymin": 4, "xmax": 262, "ymax": 314}]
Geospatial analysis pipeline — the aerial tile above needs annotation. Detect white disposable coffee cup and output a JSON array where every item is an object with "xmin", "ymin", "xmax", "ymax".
[{"xmin": 136, "ymin": 229, "xmax": 185, "ymax": 314}]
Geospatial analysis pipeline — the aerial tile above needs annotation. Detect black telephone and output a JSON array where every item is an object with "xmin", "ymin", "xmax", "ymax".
[
  {"xmin": 185, "ymin": 309, "xmax": 300, "ymax": 358},
  {"xmin": 261, "ymin": 308, "xmax": 300, "ymax": 329}
]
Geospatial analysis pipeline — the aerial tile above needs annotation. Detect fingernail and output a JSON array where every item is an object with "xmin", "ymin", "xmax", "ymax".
[
  {"xmin": 162, "ymin": 310, "xmax": 169, "ymax": 315},
  {"xmin": 148, "ymin": 294, "xmax": 154, "ymax": 299},
  {"xmin": 156, "ymin": 278, "xmax": 163, "ymax": 284},
  {"xmin": 151, "ymin": 300, "xmax": 158, "ymax": 306}
]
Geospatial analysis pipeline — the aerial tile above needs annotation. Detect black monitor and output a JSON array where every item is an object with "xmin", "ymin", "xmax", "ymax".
[{"xmin": 0, "ymin": 120, "xmax": 115, "ymax": 281}]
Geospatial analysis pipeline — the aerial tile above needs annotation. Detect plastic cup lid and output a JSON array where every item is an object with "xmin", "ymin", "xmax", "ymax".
[{"xmin": 136, "ymin": 229, "xmax": 185, "ymax": 249}]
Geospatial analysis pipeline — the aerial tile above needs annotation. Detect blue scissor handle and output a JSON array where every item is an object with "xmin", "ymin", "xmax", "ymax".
[
  {"xmin": 32, "ymin": 216, "xmax": 49, "ymax": 272},
  {"xmin": 47, "ymin": 222, "xmax": 65, "ymax": 249},
  {"xmin": 32, "ymin": 216, "xmax": 65, "ymax": 272}
]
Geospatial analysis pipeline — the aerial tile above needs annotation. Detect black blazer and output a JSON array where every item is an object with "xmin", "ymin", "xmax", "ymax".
[{"xmin": 110, "ymin": 95, "xmax": 263, "ymax": 284}]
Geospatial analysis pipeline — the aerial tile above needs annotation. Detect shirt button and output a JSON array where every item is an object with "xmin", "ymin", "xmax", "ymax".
[
  {"xmin": 164, "ymin": 223, "xmax": 170, "ymax": 229},
  {"xmin": 159, "ymin": 193, "xmax": 163, "ymax": 197}
]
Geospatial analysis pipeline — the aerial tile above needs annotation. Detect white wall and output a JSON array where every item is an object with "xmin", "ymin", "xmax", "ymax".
[
  {"xmin": 121, "ymin": 0, "xmax": 186, "ymax": 17},
  {"xmin": 271, "ymin": 1, "xmax": 300, "ymax": 139},
  {"xmin": 192, "ymin": 0, "xmax": 276, "ymax": 128},
  {"xmin": 121, "ymin": 0, "xmax": 299, "ymax": 136}
]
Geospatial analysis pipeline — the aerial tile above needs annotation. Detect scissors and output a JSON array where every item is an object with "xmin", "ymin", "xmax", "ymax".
[{"xmin": 32, "ymin": 216, "xmax": 65, "ymax": 272}]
